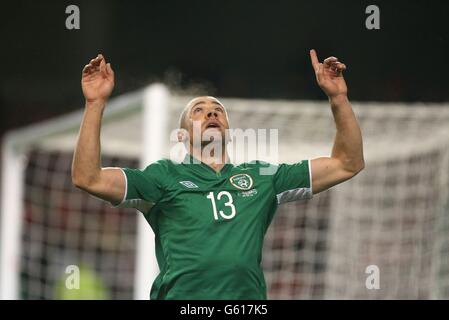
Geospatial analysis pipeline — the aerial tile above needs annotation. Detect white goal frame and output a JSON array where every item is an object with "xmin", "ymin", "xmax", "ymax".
[{"xmin": 0, "ymin": 84, "xmax": 168, "ymax": 300}]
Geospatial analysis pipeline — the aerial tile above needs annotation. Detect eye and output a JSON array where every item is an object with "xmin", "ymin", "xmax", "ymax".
[
  {"xmin": 194, "ymin": 107, "xmax": 202, "ymax": 113},
  {"xmin": 216, "ymin": 108, "xmax": 224, "ymax": 113}
]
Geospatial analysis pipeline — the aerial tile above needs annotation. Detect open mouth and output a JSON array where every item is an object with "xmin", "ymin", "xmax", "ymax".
[{"xmin": 206, "ymin": 123, "xmax": 220, "ymax": 129}]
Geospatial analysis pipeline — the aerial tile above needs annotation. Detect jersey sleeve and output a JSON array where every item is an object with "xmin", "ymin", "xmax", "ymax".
[
  {"xmin": 272, "ymin": 160, "xmax": 313, "ymax": 204},
  {"xmin": 113, "ymin": 160, "xmax": 168, "ymax": 213}
]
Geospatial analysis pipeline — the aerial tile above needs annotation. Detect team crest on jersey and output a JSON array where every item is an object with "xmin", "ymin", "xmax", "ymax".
[
  {"xmin": 229, "ymin": 173, "xmax": 253, "ymax": 190},
  {"xmin": 179, "ymin": 181, "xmax": 199, "ymax": 188}
]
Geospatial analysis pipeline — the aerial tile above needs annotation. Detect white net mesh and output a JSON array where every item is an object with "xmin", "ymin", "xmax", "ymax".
[
  {"xmin": 20, "ymin": 150, "xmax": 138, "ymax": 299},
  {"xmin": 10, "ymin": 90, "xmax": 449, "ymax": 299}
]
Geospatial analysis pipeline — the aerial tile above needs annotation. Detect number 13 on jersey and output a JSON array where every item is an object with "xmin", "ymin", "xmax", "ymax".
[{"xmin": 206, "ymin": 191, "xmax": 236, "ymax": 220}]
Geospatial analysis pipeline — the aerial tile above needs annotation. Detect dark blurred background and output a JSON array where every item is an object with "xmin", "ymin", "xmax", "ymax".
[{"xmin": 0, "ymin": 0, "xmax": 448, "ymax": 137}]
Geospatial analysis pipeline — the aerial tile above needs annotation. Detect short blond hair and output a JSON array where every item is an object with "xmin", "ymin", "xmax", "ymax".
[{"xmin": 178, "ymin": 96, "xmax": 229, "ymax": 130}]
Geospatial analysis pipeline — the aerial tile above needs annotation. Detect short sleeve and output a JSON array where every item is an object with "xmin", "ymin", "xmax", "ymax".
[
  {"xmin": 114, "ymin": 161, "xmax": 167, "ymax": 213},
  {"xmin": 272, "ymin": 160, "xmax": 313, "ymax": 204}
]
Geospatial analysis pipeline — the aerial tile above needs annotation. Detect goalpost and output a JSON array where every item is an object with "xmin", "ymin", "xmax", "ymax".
[
  {"xmin": 0, "ymin": 84, "xmax": 168, "ymax": 299},
  {"xmin": 1, "ymin": 84, "xmax": 449, "ymax": 299}
]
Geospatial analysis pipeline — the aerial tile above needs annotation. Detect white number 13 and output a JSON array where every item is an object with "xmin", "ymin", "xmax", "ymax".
[{"xmin": 206, "ymin": 191, "xmax": 236, "ymax": 220}]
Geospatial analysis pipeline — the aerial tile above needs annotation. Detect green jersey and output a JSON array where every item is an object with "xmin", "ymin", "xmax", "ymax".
[{"xmin": 116, "ymin": 155, "xmax": 312, "ymax": 299}]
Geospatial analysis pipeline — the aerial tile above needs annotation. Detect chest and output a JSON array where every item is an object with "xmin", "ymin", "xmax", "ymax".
[{"xmin": 160, "ymin": 171, "xmax": 274, "ymax": 225}]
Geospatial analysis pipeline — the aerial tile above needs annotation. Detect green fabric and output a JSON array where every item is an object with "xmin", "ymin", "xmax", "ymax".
[{"xmin": 120, "ymin": 155, "xmax": 312, "ymax": 300}]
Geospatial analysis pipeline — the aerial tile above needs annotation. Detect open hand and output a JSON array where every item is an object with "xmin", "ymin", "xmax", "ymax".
[
  {"xmin": 310, "ymin": 49, "xmax": 347, "ymax": 99},
  {"xmin": 81, "ymin": 54, "xmax": 115, "ymax": 104}
]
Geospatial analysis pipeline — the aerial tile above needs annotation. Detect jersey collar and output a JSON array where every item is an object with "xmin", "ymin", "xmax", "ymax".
[{"xmin": 183, "ymin": 154, "xmax": 233, "ymax": 177}]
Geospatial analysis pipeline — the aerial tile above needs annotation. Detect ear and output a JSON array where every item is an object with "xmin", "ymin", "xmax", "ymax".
[{"xmin": 177, "ymin": 129, "xmax": 188, "ymax": 142}]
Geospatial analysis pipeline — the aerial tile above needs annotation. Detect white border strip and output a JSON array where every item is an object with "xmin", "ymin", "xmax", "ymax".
[
  {"xmin": 276, "ymin": 187, "xmax": 312, "ymax": 204},
  {"xmin": 117, "ymin": 168, "xmax": 128, "ymax": 205},
  {"xmin": 308, "ymin": 159, "xmax": 313, "ymax": 195}
]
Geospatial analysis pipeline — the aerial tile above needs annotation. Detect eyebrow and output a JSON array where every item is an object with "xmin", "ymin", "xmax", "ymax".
[{"xmin": 191, "ymin": 100, "xmax": 223, "ymax": 109}]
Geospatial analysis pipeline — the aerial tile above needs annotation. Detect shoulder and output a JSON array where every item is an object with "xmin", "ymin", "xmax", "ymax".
[
  {"xmin": 236, "ymin": 160, "xmax": 310, "ymax": 177},
  {"xmin": 237, "ymin": 160, "xmax": 274, "ymax": 169},
  {"xmin": 140, "ymin": 158, "xmax": 175, "ymax": 176},
  {"xmin": 234, "ymin": 160, "xmax": 280, "ymax": 177}
]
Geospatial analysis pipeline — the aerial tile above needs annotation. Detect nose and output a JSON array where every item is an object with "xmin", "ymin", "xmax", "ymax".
[{"xmin": 206, "ymin": 111, "xmax": 218, "ymax": 119}]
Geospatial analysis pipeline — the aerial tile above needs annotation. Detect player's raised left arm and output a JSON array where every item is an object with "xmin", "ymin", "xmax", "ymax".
[{"xmin": 308, "ymin": 49, "xmax": 365, "ymax": 194}]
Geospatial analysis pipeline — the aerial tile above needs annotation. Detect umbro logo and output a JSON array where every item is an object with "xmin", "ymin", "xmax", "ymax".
[{"xmin": 179, "ymin": 181, "xmax": 199, "ymax": 188}]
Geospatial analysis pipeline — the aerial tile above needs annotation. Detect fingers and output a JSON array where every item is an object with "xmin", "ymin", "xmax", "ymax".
[
  {"xmin": 334, "ymin": 62, "xmax": 346, "ymax": 72},
  {"xmin": 106, "ymin": 63, "xmax": 114, "ymax": 76},
  {"xmin": 82, "ymin": 54, "xmax": 107, "ymax": 75},
  {"xmin": 328, "ymin": 60, "xmax": 345, "ymax": 69},
  {"xmin": 323, "ymin": 56, "xmax": 347, "ymax": 76},
  {"xmin": 88, "ymin": 54, "xmax": 103, "ymax": 70},
  {"xmin": 91, "ymin": 54, "xmax": 103, "ymax": 67},
  {"xmin": 310, "ymin": 49, "xmax": 325, "ymax": 82},
  {"xmin": 310, "ymin": 49, "xmax": 348, "ymax": 82},
  {"xmin": 329, "ymin": 62, "xmax": 346, "ymax": 77},
  {"xmin": 99, "ymin": 58, "xmax": 106, "ymax": 73},
  {"xmin": 323, "ymin": 56, "xmax": 338, "ymax": 68},
  {"xmin": 309, "ymin": 49, "xmax": 320, "ymax": 72},
  {"xmin": 323, "ymin": 57, "xmax": 346, "ymax": 69},
  {"xmin": 82, "ymin": 64, "xmax": 91, "ymax": 74}
]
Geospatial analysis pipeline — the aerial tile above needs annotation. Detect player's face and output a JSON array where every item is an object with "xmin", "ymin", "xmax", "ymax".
[{"xmin": 186, "ymin": 96, "xmax": 229, "ymax": 142}]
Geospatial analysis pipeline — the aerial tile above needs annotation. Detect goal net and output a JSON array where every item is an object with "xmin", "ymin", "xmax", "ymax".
[{"xmin": 2, "ymin": 84, "xmax": 449, "ymax": 299}]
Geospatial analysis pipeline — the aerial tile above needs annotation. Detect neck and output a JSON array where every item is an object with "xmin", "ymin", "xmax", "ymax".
[{"xmin": 190, "ymin": 143, "xmax": 228, "ymax": 172}]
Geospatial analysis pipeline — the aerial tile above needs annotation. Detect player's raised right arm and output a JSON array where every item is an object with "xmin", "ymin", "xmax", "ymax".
[{"xmin": 72, "ymin": 54, "xmax": 125, "ymax": 205}]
